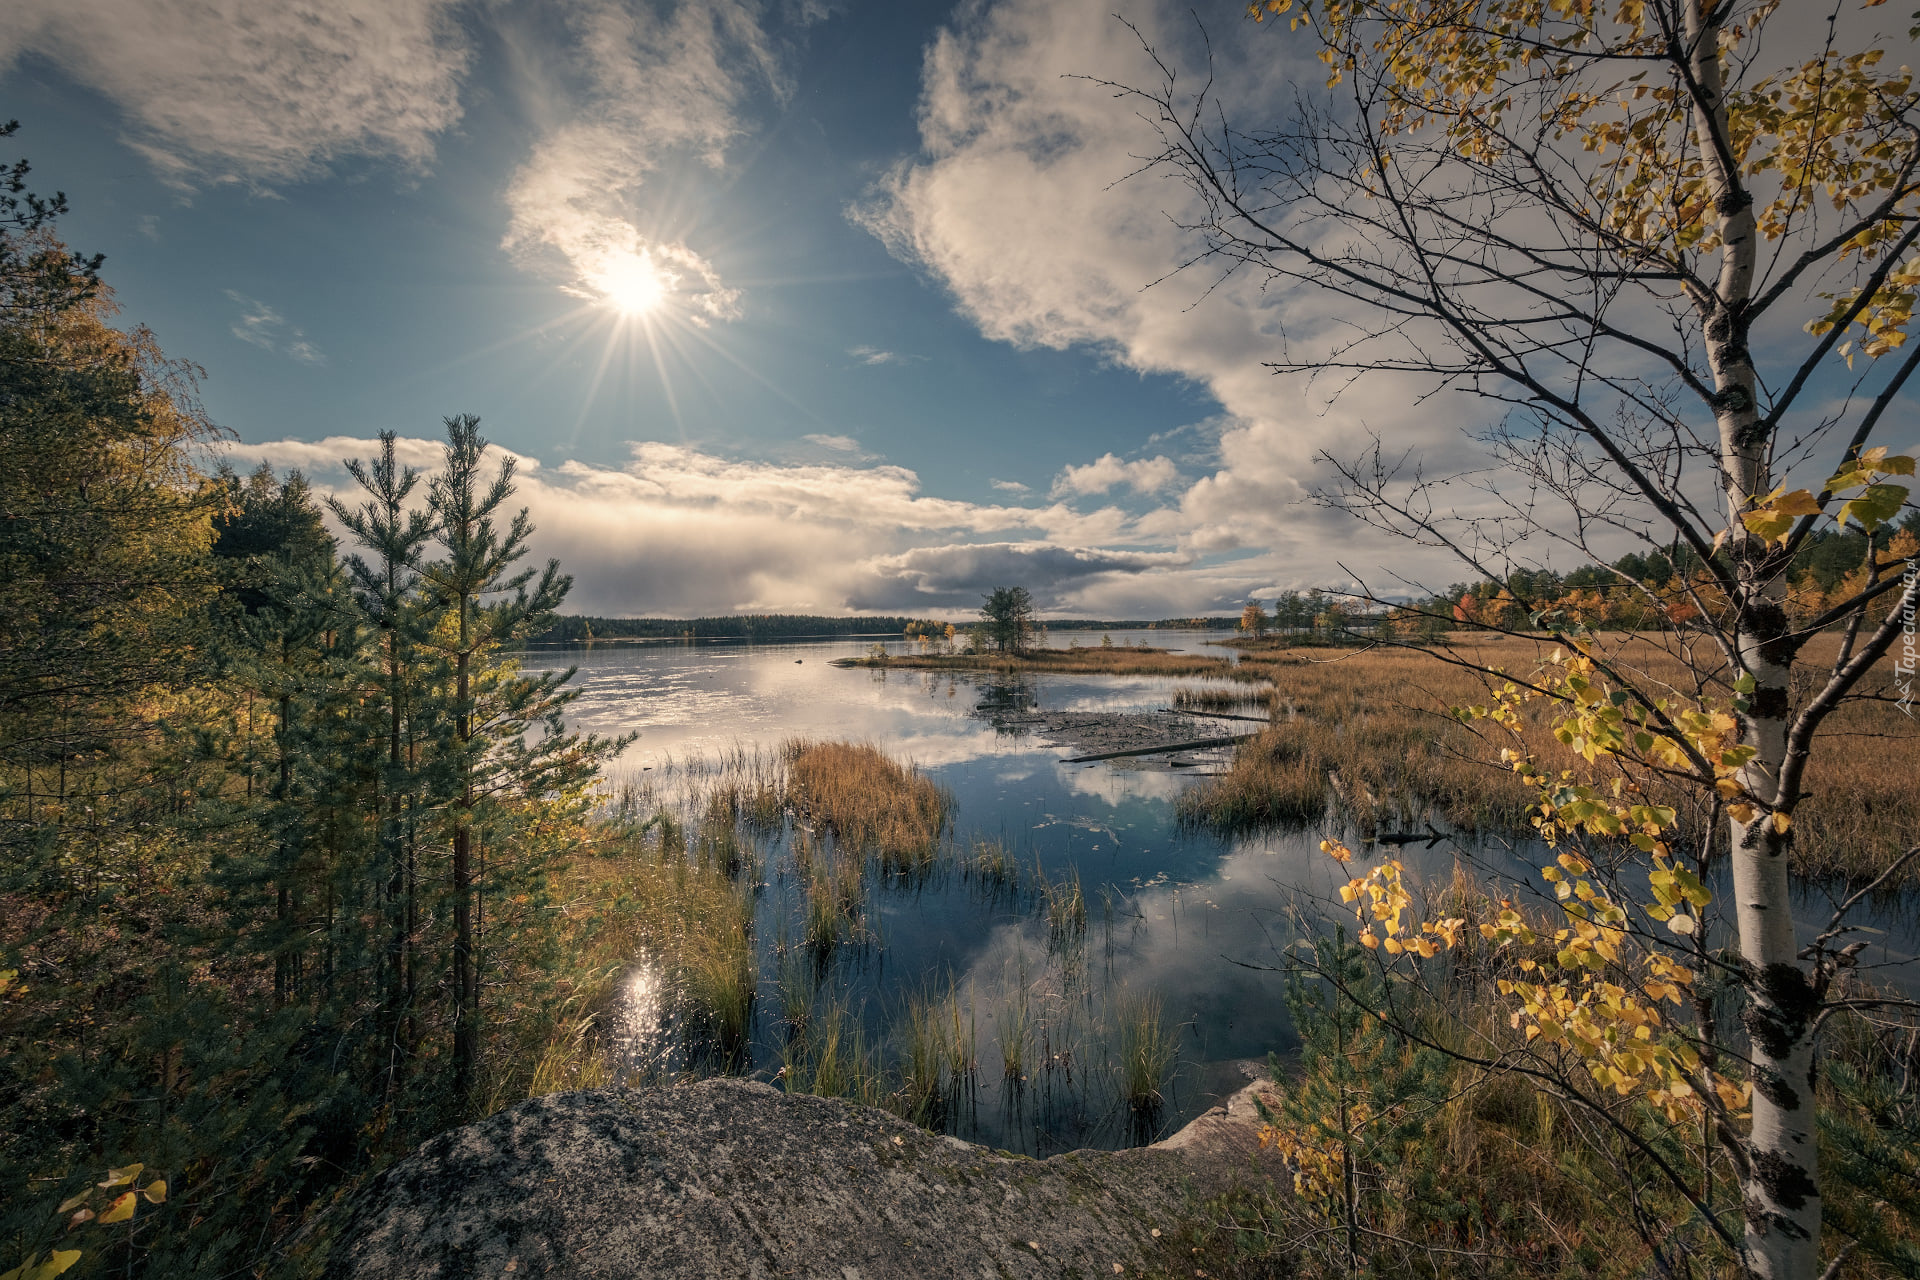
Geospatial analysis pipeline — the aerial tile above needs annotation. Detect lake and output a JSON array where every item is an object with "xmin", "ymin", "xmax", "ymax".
[{"xmin": 537, "ymin": 630, "xmax": 1920, "ymax": 1156}]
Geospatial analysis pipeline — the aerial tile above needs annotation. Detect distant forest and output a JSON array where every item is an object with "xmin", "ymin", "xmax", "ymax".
[{"xmin": 533, "ymin": 613, "xmax": 1241, "ymax": 642}]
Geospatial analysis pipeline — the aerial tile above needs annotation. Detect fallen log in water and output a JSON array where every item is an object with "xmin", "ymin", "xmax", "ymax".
[
  {"xmin": 1063, "ymin": 733, "xmax": 1259, "ymax": 763},
  {"xmin": 1162, "ymin": 708, "xmax": 1271, "ymax": 723}
]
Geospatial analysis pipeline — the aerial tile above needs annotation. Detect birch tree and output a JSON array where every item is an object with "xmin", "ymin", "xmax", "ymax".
[{"xmin": 1116, "ymin": 2, "xmax": 1920, "ymax": 1276}]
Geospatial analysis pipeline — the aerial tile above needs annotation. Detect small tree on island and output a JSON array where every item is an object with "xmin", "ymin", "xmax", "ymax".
[
  {"xmin": 1239, "ymin": 601, "xmax": 1270, "ymax": 639},
  {"xmin": 980, "ymin": 586, "xmax": 1035, "ymax": 654}
]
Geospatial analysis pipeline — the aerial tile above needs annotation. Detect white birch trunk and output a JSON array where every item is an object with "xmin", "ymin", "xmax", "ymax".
[{"xmin": 1687, "ymin": 3, "xmax": 1822, "ymax": 1275}]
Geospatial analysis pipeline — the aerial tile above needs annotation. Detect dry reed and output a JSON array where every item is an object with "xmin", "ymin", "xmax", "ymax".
[
  {"xmin": 784, "ymin": 739, "xmax": 949, "ymax": 872},
  {"xmin": 1182, "ymin": 633, "xmax": 1919, "ymax": 884}
]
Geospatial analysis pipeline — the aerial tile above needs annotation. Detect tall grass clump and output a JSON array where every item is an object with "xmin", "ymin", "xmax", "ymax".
[
  {"xmin": 1183, "ymin": 633, "xmax": 1920, "ymax": 884},
  {"xmin": 779, "ymin": 998, "xmax": 887, "ymax": 1108},
  {"xmin": 996, "ymin": 991, "xmax": 1033, "ymax": 1086},
  {"xmin": 967, "ymin": 837, "xmax": 1021, "ymax": 891},
  {"xmin": 1173, "ymin": 684, "xmax": 1274, "ymax": 713},
  {"xmin": 899, "ymin": 989, "xmax": 952, "ymax": 1128},
  {"xmin": 685, "ymin": 882, "xmax": 757, "ymax": 1066},
  {"xmin": 837, "ymin": 646, "xmax": 1236, "ymax": 678},
  {"xmin": 1038, "ymin": 864, "xmax": 1088, "ymax": 947},
  {"xmin": 518, "ymin": 800, "xmax": 764, "ymax": 1091},
  {"xmin": 1113, "ymin": 990, "xmax": 1176, "ymax": 1117},
  {"xmin": 784, "ymin": 738, "xmax": 949, "ymax": 874}
]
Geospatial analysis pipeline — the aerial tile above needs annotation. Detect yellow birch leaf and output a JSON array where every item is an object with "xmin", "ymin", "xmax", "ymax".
[{"xmin": 98, "ymin": 1166, "xmax": 141, "ymax": 1190}]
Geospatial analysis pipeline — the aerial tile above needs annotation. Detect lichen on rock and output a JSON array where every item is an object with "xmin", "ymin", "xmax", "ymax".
[{"xmin": 323, "ymin": 1077, "xmax": 1282, "ymax": 1279}]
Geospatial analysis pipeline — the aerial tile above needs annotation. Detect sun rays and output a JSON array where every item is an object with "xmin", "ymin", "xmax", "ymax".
[{"xmin": 589, "ymin": 247, "xmax": 672, "ymax": 318}]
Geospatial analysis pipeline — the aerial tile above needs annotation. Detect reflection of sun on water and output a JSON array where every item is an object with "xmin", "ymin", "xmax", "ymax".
[
  {"xmin": 593, "ymin": 247, "xmax": 671, "ymax": 317},
  {"xmin": 610, "ymin": 959, "xmax": 673, "ymax": 1080}
]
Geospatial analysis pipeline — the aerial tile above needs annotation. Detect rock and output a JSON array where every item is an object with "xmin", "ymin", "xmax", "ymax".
[{"xmin": 324, "ymin": 1078, "xmax": 1283, "ymax": 1280}]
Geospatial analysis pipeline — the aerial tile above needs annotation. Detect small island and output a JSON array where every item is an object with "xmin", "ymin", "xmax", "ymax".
[
  {"xmin": 836, "ymin": 585, "xmax": 1246, "ymax": 677},
  {"xmin": 831, "ymin": 644, "xmax": 1238, "ymax": 677}
]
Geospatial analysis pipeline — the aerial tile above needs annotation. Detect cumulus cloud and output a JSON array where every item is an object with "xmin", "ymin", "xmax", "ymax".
[
  {"xmin": 225, "ymin": 291, "xmax": 325, "ymax": 365},
  {"xmin": 1051, "ymin": 452, "xmax": 1177, "ymax": 498},
  {"xmin": 0, "ymin": 0, "xmax": 469, "ymax": 186},
  {"xmin": 852, "ymin": 542, "xmax": 1188, "ymax": 610},
  {"xmin": 990, "ymin": 478, "xmax": 1030, "ymax": 493},
  {"xmin": 218, "ymin": 434, "xmax": 535, "ymax": 477},
  {"xmin": 500, "ymin": 0, "xmax": 781, "ymax": 322},
  {"xmin": 5, "ymin": 0, "xmax": 790, "ymax": 330},
  {"xmin": 215, "ymin": 435, "xmax": 1179, "ymax": 616},
  {"xmin": 854, "ymin": 0, "xmax": 1477, "ymax": 588}
]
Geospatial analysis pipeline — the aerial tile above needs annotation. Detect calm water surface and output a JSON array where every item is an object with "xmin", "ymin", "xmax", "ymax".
[{"xmin": 539, "ymin": 631, "xmax": 1919, "ymax": 1155}]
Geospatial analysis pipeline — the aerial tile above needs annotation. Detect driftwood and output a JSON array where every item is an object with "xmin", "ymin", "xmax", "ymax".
[
  {"xmin": 1161, "ymin": 708, "xmax": 1272, "ymax": 723},
  {"xmin": 1063, "ymin": 733, "xmax": 1258, "ymax": 763},
  {"xmin": 1374, "ymin": 822, "xmax": 1450, "ymax": 849}
]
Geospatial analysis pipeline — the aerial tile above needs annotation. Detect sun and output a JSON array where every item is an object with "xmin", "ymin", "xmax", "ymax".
[{"xmin": 593, "ymin": 248, "xmax": 670, "ymax": 317}]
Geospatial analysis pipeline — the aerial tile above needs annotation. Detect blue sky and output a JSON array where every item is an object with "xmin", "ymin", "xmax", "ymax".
[{"xmin": 5, "ymin": 0, "xmax": 1908, "ymax": 618}]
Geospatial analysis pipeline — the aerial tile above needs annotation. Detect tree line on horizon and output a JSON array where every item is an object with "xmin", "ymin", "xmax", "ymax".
[{"xmin": 534, "ymin": 610, "xmax": 1242, "ymax": 643}]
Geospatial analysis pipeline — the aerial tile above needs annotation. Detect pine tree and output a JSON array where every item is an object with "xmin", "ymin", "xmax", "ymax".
[
  {"xmin": 417, "ymin": 415, "xmax": 593, "ymax": 1110},
  {"xmin": 328, "ymin": 434, "xmax": 436, "ymax": 1112},
  {"xmin": 1259, "ymin": 932, "xmax": 1457, "ymax": 1277}
]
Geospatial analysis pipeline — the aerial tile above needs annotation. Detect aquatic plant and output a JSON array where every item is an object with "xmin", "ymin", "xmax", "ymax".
[
  {"xmin": 784, "ymin": 738, "xmax": 949, "ymax": 873},
  {"xmin": 1039, "ymin": 865, "xmax": 1087, "ymax": 947},
  {"xmin": 1112, "ymin": 990, "xmax": 1176, "ymax": 1119}
]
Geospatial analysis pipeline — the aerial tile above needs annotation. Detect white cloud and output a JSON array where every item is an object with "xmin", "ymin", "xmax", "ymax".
[
  {"xmin": 0, "ymin": 0, "xmax": 469, "ymax": 186},
  {"xmin": 990, "ymin": 478, "xmax": 1030, "ymax": 493},
  {"xmin": 1051, "ymin": 453, "xmax": 1177, "ymax": 498},
  {"xmin": 225, "ymin": 291, "xmax": 325, "ymax": 365},
  {"xmin": 853, "ymin": 0, "xmax": 1485, "ymax": 590},
  {"xmin": 848, "ymin": 344, "xmax": 916, "ymax": 365},
  {"xmin": 499, "ymin": 0, "xmax": 780, "ymax": 322},
  {"xmin": 803, "ymin": 433, "xmax": 863, "ymax": 452},
  {"xmin": 2, "ymin": 0, "xmax": 782, "ymax": 329},
  {"xmin": 218, "ymin": 433, "xmax": 537, "ymax": 477},
  {"xmin": 215, "ymin": 434, "xmax": 1200, "ymax": 616}
]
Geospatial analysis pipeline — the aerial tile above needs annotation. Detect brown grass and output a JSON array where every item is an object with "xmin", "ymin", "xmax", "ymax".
[
  {"xmin": 833, "ymin": 646, "xmax": 1237, "ymax": 677},
  {"xmin": 1181, "ymin": 632, "xmax": 1920, "ymax": 884},
  {"xmin": 783, "ymin": 739, "xmax": 949, "ymax": 872},
  {"xmin": 512, "ymin": 796, "xmax": 763, "ymax": 1098}
]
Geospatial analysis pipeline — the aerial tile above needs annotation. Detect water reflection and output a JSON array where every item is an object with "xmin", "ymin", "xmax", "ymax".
[
  {"xmin": 608, "ymin": 960, "xmax": 675, "ymax": 1084},
  {"xmin": 545, "ymin": 632, "xmax": 1920, "ymax": 1155}
]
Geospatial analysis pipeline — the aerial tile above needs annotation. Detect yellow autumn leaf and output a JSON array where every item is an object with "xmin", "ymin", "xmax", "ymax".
[
  {"xmin": 0, "ymin": 1251, "xmax": 83, "ymax": 1280},
  {"xmin": 97, "ymin": 1193, "xmax": 135, "ymax": 1225},
  {"xmin": 98, "ymin": 1165, "xmax": 142, "ymax": 1190}
]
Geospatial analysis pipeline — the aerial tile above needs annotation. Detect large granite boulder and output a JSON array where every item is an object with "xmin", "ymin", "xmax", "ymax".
[{"xmin": 324, "ymin": 1078, "xmax": 1283, "ymax": 1280}]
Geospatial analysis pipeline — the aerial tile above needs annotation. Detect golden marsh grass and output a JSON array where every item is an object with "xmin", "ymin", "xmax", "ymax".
[
  {"xmin": 784, "ymin": 738, "xmax": 949, "ymax": 872},
  {"xmin": 1182, "ymin": 633, "xmax": 1919, "ymax": 883}
]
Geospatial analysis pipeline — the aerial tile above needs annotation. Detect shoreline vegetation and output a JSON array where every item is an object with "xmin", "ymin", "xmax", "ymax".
[
  {"xmin": 530, "ymin": 739, "xmax": 1181, "ymax": 1145},
  {"xmin": 848, "ymin": 630, "xmax": 1916, "ymax": 888},
  {"xmin": 529, "ymin": 732, "xmax": 1918, "ymax": 1280},
  {"xmin": 1174, "ymin": 632, "xmax": 1919, "ymax": 887}
]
